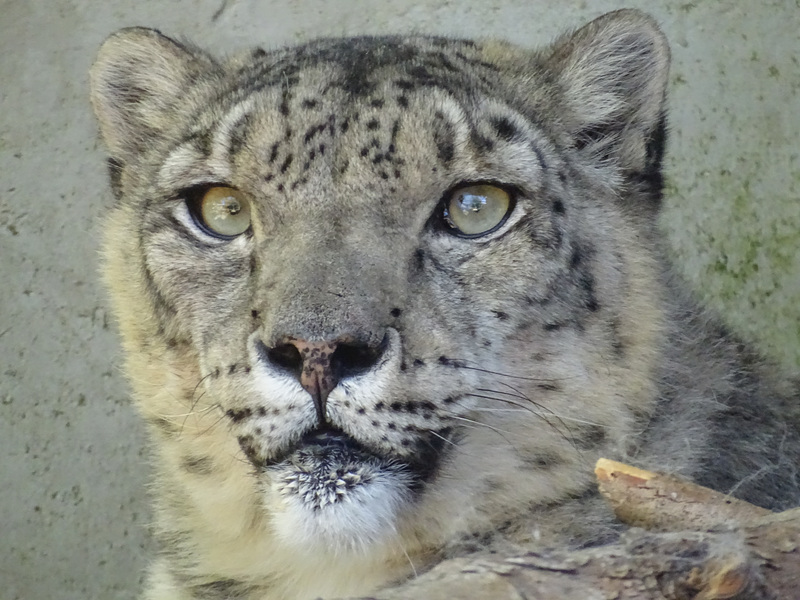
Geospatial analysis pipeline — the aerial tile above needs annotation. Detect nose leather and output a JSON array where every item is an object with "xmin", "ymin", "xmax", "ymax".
[{"xmin": 287, "ymin": 339, "xmax": 339, "ymax": 423}]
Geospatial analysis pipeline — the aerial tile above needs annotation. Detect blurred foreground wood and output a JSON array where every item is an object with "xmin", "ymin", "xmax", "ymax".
[{"xmin": 361, "ymin": 460, "xmax": 800, "ymax": 600}]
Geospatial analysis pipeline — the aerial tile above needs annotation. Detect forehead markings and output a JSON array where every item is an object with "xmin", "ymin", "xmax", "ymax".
[
  {"xmin": 427, "ymin": 94, "xmax": 548, "ymax": 183},
  {"xmin": 158, "ymin": 143, "xmax": 214, "ymax": 190},
  {"xmin": 209, "ymin": 97, "xmax": 258, "ymax": 170},
  {"xmin": 155, "ymin": 98, "xmax": 257, "ymax": 191}
]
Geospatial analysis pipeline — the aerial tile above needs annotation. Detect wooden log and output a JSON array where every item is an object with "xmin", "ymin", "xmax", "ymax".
[{"xmin": 355, "ymin": 460, "xmax": 800, "ymax": 600}]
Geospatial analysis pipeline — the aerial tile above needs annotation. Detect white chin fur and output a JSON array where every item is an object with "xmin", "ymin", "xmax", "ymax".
[{"xmin": 269, "ymin": 465, "xmax": 410, "ymax": 555}]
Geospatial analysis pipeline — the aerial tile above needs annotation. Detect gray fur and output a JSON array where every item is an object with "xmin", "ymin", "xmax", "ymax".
[{"xmin": 90, "ymin": 9, "xmax": 800, "ymax": 600}]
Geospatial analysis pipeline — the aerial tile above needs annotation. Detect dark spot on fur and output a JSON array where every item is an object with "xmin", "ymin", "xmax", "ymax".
[
  {"xmin": 433, "ymin": 111, "xmax": 455, "ymax": 165},
  {"xmin": 237, "ymin": 435, "xmax": 258, "ymax": 460},
  {"xmin": 573, "ymin": 424, "xmax": 607, "ymax": 450},
  {"xmin": 609, "ymin": 318, "xmax": 626, "ymax": 358},
  {"xmin": 370, "ymin": 98, "xmax": 384, "ymax": 108},
  {"xmin": 356, "ymin": 407, "xmax": 366, "ymax": 415},
  {"xmin": 303, "ymin": 122, "xmax": 327, "ymax": 144},
  {"xmin": 413, "ymin": 248, "xmax": 425, "ymax": 272},
  {"xmin": 390, "ymin": 307, "xmax": 402, "ymax": 317},
  {"xmin": 279, "ymin": 153, "xmax": 293, "ymax": 174},
  {"xmin": 553, "ymin": 200, "xmax": 565, "ymax": 214},
  {"xmin": 413, "ymin": 359, "xmax": 425, "ymax": 367},
  {"xmin": 226, "ymin": 407, "xmax": 252, "ymax": 423},
  {"xmin": 490, "ymin": 116, "xmax": 518, "ymax": 141},
  {"xmin": 397, "ymin": 95, "xmax": 409, "ymax": 107},
  {"xmin": 537, "ymin": 383, "xmax": 560, "ymax": 392},
  {"xmin": 375, "ymin": 402, "xmax": 385, "ymax": 411},
  {"xmin": 470, "ymin": 130, "xmax": 495, "ymax": 153},
  {"xmin": 580, "ymin": 273, "xmax": 600, "ymax": 312},
  {"xmin": 106, "ymin": 158, "xmax": 124, "ymax": 199},
  {"xmin": 366, "ymin": 118, "xmax": 379, "ymax": 130},
  {"xmin": 543, "ymin": 322, "xmax": 563, "ymax": 332},
  {"xmin": 570, "ymin": 245, "xmax": 583, "ymax": 269},
  {"xmin": 519, "ymin": 450, "xmax": 564, "ymax": 469},
  {"xmin": 277, "ymin": 183, "xmax": 284, "ymax": 192},
  {"xmin": 301, "ymin": 98, "xmax": 318, "ymax": 109},
  {"xmin": 228, "ymin": 364, "xmax": 238, "ymax": 375},
  {"xmin": 268, "ymin": 142, "xmax": 280, "ymax": 164},
  {"xmin": 492, "ymin": 310, "xmax": 509, "ymax": 321},
  {"xmin": 146, "ymin": 416, "xmax": 179, "ymax": 435},
  {"xmin": 228, "ymin": 113, "xmax": 252, "ymax": 155}
]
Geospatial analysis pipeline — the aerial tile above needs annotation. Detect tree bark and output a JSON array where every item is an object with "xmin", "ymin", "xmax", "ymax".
[{"xmin": 357, "ymin": 460, "xmax": 800, "ymax": 600}]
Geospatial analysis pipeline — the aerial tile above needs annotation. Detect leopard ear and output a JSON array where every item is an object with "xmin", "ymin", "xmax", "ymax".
[
  {"xmin": 546, "ymin": 9, "xmax": 670, "ymax": 173},
  {"xmin": 90, "ymin": 28, "xmax": 214, "ymax": 161}
]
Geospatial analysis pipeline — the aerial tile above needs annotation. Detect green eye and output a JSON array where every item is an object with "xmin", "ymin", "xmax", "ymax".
[
  {"xmin": 194, "ymin": 186, "xmax": 251, "ymax": 238},
  {"xmin": 443, "ymin": 184, "xmax": 512, "ymax": 236}
]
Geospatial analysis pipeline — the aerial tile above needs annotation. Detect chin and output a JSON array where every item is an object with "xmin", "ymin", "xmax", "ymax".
[{"xmin": 263, "ymin": 430, "xmax": 415, "ymax": 555}]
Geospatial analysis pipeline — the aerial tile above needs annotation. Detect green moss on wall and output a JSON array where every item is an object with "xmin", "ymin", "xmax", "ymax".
[{"xmin": 662, "ymin": 164, "xmax": 800, "ymax": 372}]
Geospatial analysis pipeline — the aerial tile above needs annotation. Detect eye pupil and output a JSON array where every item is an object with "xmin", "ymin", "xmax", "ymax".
[{"xmin": 226, "ymin": 200, "xmax": 241, "ymax": 215}]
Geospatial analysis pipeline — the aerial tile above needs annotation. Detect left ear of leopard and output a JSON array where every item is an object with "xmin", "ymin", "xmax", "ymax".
[{"xmin": 546, "ymin": 9, "xmax": 670, "ymax": 173}]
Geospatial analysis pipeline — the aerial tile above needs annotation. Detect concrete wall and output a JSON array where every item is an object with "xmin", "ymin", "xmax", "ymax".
[{"xmin": 1, "ymin": 1, "xmax": 797, "ymax": 598}]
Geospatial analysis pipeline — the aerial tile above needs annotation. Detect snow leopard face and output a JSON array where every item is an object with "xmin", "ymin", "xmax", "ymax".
[{"xmin": 91, "ymin": 10, "xmax": 674, "ymax": 598}]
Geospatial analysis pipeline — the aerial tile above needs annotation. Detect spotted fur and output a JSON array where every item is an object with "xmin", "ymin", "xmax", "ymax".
[{"xmin": 90, "ymin": 10, "xmax": 800, "ymax": 600}]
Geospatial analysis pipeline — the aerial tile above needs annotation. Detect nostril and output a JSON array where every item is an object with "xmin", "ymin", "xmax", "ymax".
[
  {"xmin": 331, "ymin": 335, "xmax": 388, "ymax": 379},
  {"xmin": 257, "ymin": 340, "xmax": 303, "ymax": 377}
]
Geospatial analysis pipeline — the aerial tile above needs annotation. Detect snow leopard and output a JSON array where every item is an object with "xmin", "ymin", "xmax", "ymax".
[{"xmin": 89, "ymin": 9, "xmax": 800, "ymax": 600}]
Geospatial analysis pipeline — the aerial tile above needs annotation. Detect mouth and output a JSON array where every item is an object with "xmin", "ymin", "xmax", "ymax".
[
  {"xmin": 268, "ymin": 426, "xmax": 399, "ymax": 510},
  {"xmin": 266, "ymin": 425, "xmax": 449, "ymax": 509}
]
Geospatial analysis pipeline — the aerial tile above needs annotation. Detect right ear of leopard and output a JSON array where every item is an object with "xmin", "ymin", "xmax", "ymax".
[{"xmin": 89, "ymin": 27, "xmax": 215, "ymax": 162}]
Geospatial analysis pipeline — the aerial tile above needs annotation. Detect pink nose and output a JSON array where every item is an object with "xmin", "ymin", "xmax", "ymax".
[{"xmin": 286, "ymin": 339, "xmax": 339, "ymax": 421}]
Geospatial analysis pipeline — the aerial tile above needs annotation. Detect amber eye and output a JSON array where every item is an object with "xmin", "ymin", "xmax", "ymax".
[
  {"xmin": 443, "ymin": 184, "xmax": 512, "ymax": 236},
  {"xmin": 191, "ymin": 186, "xmax": 252, "ymax": 238}
]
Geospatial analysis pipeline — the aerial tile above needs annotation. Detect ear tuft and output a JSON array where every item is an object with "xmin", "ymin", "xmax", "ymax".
[
  {"xmin": 89, "ymin": 28, "xmax": 214, "ymax": 161},
  {"xmin": 547, "ymin": 9, "xmax": 670, "ymax": 171}
]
